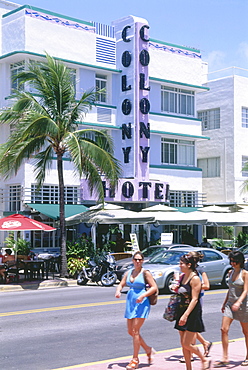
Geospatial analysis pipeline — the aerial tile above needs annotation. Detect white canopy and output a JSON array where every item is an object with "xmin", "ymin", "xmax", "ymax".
[
  {"xmin": 141, "ymin": 204, "xmax": 178, "ymax": 212},
  {"xmin": 143, "ymin": 210, "xmax": 208, "ymax": 225},
  {"xmin": 65, "ymin": 207, "xmax": 155, "ymax": 225}
]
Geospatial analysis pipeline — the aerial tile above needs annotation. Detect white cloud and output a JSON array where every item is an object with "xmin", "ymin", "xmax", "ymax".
[{"xmin": 206, "ymin": 50, "xmax": 226, "ymax": 72}]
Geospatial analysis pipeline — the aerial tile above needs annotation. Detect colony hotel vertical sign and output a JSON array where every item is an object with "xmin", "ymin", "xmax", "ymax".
[{"xmin": 83, "ymin": 16, "xmax": 169, "ymax": 202}]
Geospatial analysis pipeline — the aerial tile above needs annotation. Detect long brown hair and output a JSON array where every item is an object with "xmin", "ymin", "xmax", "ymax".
[{"xmin": 180, "ymin": 254, "xmax": 198, "ymax": 272}]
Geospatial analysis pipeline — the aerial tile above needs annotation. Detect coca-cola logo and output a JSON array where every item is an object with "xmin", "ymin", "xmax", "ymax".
[{"xmin": 2, "ymin": 221, "xmax": 22, "ymax": 229}]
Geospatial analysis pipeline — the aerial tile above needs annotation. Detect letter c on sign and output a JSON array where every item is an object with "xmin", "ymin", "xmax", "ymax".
[
  {"xmin": 140, "ymin": 25, "xmax": 149, "ymax": 42},
  {"xmin": 122, "ymin": 26, "xmax": 131, "ymax": 42}
]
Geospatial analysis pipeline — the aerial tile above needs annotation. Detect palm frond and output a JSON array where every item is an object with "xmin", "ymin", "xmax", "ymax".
[{"xmin": 33, "ymin": 146, "xmax": 54, "ymax": 188}]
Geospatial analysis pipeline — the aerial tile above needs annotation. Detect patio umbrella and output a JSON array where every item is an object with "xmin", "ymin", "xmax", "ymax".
[
  {"xmin": 0, "ymin": 214, "xmax": 56, "ymax": 231},
  {"xmin": 141, "ymin": 204, "xmax": 178, "ymax": 212},
  {"xmin": 197, "ymin": 205, "xmax": 231, "ymax": 213},
  {"xmin": 65, "ymin": 208, "xmax": 155, "ymax": 226}
]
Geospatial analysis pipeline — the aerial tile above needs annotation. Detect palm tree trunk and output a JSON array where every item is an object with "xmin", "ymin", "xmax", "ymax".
[{"xmin": 57, "ymin": 153, "xmax": 68, "ymax": 277}]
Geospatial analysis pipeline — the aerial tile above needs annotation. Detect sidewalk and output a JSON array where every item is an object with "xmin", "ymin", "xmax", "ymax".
[{"xmin": 52, "ymin": 338, "xmax": 247, "ymax": 370}]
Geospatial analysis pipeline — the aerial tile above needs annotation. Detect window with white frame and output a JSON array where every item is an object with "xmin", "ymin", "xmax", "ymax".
[
  {"xmin": 170, "ymin": 190, "xmax": 197, "ymax": 207},
  {"xmin": 197, "ymin": 157, "xmax": 220, "ymax": 177},
  {"xmin": 242, "ymin": 107, "xmax": 248, "ymax": 128},
  {"xmin": 198, "ymin": 108, "xmax": 220, "ymax": 130},
  {"xmin": 31, "ymin": 184, "xmax": 79, "ymax": 204},
  {"xmin": 9, "ymin": 185, "xmax": 22, "ymax": 212},
  {"xmin": 161, "ymin": 138, "xmax": 195, "ymax": 166},
  {"xmin": 242, "ymin": 156, "xmax": 248, "ymax": 177},
  {"xmin": 96, "ymin": 74, "xmax": 107, "ymax": 103},
  {"xmin": 10, "ymin": 61, "xmax": 25, "ymax": 93},
  {"xmin": 161, "ymin": 86, "xmax": 195, "ymax": 116}
]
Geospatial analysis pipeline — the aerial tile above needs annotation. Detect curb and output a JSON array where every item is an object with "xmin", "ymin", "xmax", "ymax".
[{"xmin": 0, "ymin": 279, "xmax": 78, "ymax": 292}]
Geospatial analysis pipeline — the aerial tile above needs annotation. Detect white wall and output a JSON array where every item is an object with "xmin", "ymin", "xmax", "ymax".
[{"xmin": 197, "ymin": 75, "xmax": 248, "ymax": 204}]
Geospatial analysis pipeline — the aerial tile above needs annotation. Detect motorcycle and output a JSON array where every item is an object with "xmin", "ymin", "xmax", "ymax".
[{"xmin": 77, "ymin": 253, "xmax": 117, "ymax": 287}]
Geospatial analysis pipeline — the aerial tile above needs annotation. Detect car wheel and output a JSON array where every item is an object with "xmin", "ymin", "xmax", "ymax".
[
  {"xmin": 221, "ymin": 269, "xmax": 231, "ymax": 288},
  {"xmin": 164, "ymin": 273, "xmax": 175, "ymax": 293}
]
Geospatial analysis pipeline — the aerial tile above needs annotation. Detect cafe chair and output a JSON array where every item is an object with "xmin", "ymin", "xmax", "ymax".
[
  {"xmin": 4, "ymin": 260, "xmax": 21, "ymax": 283},
  {"xmin": 24, "ymin": 260, "xmax": 44, "ymax": 280}
]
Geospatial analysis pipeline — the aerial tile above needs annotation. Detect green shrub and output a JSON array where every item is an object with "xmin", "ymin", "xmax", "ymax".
[
  {"xmin": 4, "ymin": 234, "xmax": 31, "ymax": 255},
  {"xmin": 237, "ymin": 232, "xmax": 248, "ymax": 247},
  {"xmin": 66, "ymin": 235, "xmax": 95, "ymax": 259},
  {"xmin": 211, "ymin": 238, "xmax": 226, "ymax": 250},
  {"xmin": 67, "ymin": 257, "xmax": 88, "ymax": 278}
]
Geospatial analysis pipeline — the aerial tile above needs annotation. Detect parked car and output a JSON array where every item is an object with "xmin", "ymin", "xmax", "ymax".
[
  {"xmin": 143, "ymin": 247, "xmax": 232, "ymax": 293},
  {"xmin": 237, "ymin": 244, "xmax": 248, "ymax": 269},
  {"xmin": 114, "ymin": 244, "xmax": 194, "ymax": 280}
]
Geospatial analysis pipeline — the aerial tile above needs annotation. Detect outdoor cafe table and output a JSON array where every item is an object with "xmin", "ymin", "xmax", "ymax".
[{"xmin": 22, "ymin": 260, "xmax": 45, "ymax": 280}]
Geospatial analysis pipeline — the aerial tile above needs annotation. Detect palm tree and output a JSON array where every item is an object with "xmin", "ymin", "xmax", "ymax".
[
  {"xmin": 0, "ymin": 53, "xmax": 121, "ymax": 277},
  {"xmin": 241, "ymin": 161, "xmax": 248, "ymax": 195}
]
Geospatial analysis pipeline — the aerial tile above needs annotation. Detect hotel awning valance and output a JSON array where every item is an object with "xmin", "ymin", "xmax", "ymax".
[{"xmin": 26, "ymin": 204, "xmax": 88, "ymax": 220}]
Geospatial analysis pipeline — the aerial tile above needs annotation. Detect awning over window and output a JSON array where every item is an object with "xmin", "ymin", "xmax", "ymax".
[{"xmin": 26, "ymin": 204, "xmax": 88, "ymax": 220}]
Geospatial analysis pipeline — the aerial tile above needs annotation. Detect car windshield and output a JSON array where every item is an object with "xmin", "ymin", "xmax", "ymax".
[
  {"xmin": 147, "ymin": 250, "xmax": 186, "ymax": 265},
  {"xmin": 239, "ymin": 245, "xmax": 248, "ymax": 254},
  {"xmin": 142, "ymin": 246, "xmax": 167, "ymax": 257}
]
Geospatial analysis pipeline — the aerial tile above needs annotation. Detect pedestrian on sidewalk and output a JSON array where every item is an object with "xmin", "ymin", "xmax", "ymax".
[
  {"xmin": 174, "ymin": 253, "xmax": 210, "ymax": 370},
  {"xmin": 214, "ymin": 251, "xmax": 248, "ymax": 368},
  {"xmin": 177, "ymin": 251, "xmax": 212, "ymax": 363},
  {"xmin": 115, "ymin": 251, "xmax": 157, "ymax": 370}
]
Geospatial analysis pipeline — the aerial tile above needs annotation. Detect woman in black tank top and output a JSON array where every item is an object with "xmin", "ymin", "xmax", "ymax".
[{"xmin": 174, "ymin": 254, "xmax": 210, "ymax": 370}]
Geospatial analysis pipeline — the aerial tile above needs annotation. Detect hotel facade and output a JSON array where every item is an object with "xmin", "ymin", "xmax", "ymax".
[{"xmin": 0, "ymin": 1, "xmax": 209, "ymax": 249}]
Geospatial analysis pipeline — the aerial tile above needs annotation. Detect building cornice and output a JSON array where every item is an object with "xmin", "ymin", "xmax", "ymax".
[
  {"xmin": 150, "ymin": 77, "xmax": 209, "ymax": 91},
  {"xmin": 0, "ymin": 51, "xmax": 121, "ymax": 73},
  {"xmin": 3, "ymin": 4, "xmax": 93, "ymax": 27}
]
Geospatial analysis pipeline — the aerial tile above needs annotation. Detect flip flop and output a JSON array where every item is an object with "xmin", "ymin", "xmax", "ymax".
[
  {"xmin": 179, "ymin": 357, "xmax": 194, "ymax": 363},
  {"xmin": 204, "ymin": 359, "xmax": 212, "ymax": 370},
  {"xmin": 205, "ymin": 341, "xmax": 213, "ymax": 357},
  {"xmin": 213, "ymin": 360, "xmax": 230, "ymax": 368},
  {"xmin": 241, "ymin": 359, "xmax": 248, "ymax": 366}
]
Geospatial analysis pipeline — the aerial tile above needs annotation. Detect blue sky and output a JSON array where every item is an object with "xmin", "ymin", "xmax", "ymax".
[{"xmin": 14, "ymin": 0, "xmax": 248, "ymax": 73}]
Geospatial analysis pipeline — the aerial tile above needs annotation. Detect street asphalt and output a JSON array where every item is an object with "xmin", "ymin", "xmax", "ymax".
[{"xmin": 1, "ymin": 279, "xmax": 247, "ymax": 369}]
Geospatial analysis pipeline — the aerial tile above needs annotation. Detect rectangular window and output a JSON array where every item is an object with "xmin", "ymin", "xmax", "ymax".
[
  {"xmin": 96, "ymin": 74, "xmax": 107, "ymax": 103},
  {"xmin": 170, "ymin": 190, "xmax": 197, "ymax": 207},
  {"xmin": 161, "ymin": 86, "xmax": 194, "ymax": 116},
  {"xmin": 242, "ymin": 156, "xmax": 248, "ymax": 177},
  {"xmin": 9, "ymin": 185, "xmax": 21, "ymax": 212},
  {"xmin": 198, "ymin": 157, "xmax": 220, "ymax": 177},
  {"xmin": 198, "ymin": 108, "xmax": 220, "ymax": 130},
  {"xmin": 161, "ymin": 138, "xmax": 195, "ymax": 166},
  {"xmin": 242, "ymin": 107, "xmax": 248, "ymax": 128},
  {"xmin": 31, "ymin": 185, "xmax": 79, "ymax": 204},
  {"xmin": 10, "ymin": 61, "xmax": 25, "ymax": 93}
]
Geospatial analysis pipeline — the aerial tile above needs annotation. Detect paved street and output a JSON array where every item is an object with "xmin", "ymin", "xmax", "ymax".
[{"xmin": 0, "ymin": 284, "xmax": 246, "ymax": 369}]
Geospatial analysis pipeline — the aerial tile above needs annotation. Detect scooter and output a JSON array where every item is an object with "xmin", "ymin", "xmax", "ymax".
[{"xmin": 77, "ymin": 253, "xmax": 117, "ymax": 287}]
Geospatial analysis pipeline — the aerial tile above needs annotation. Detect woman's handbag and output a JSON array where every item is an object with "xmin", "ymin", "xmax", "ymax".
[
  {"xmin": 143, "ymin": 270, "xmax": 158, "ymax": 305},
  {"xmin": 163, "ymin": 294, "xmax": 181, "ymax": 321}
]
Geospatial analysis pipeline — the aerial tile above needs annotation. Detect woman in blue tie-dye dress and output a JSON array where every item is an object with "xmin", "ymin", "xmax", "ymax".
[{"xmin": 115, "ymin": 251, "xmax": 157, "ymax": 370}]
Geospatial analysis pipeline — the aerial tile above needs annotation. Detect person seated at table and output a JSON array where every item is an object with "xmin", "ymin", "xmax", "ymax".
[
  {"xmin": 0, "ymin": 249, "xmax": 15, "ymax": 280},
  {"xmin": 115, "ymin": 232, "xmax": 126, "ymax": 253}
]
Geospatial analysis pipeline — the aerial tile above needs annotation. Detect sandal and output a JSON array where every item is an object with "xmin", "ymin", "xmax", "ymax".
[
  {"xmin": 241, "ymin": 359, "xmax": 248, "ymax": 366},
  {"xmin": 179, "ymin": 357, "xmax": 194, "ymax": 363},
  {"xmin": 126, "ymin": 359, "xmax": 139, "ymax": 369},
  {"xmin": 213, "ymin": 360, "xmax": 229, "ymax": 368},
  {"xmin": 204, "ymin": 341, "xmax": 213, "ymax": 357},
  {"xmin": 147, "ymin": 347, "xmax": 156, "ymax": 364},
  {"xmin": 203, "ymin": 359, "xmax": 211, "ymax": 370}
]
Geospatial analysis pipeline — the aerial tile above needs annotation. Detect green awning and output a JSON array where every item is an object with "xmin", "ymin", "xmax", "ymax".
[
  {"xmin": 175, "ymin": 207, "xmax": 200, "ymax": 213},
  {"xmin": 26, "ymin": 204, "xmax": 88, "ymax": 220}
]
